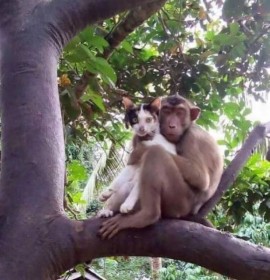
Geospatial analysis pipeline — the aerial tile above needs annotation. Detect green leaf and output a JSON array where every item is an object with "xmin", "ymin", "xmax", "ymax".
[
  {"xmin": 223, "ymin": 102, "xmax": 240, "ymax": 119},
  {"xmin": 229, "ymin": 22, "xmax": 240, "ymax": 35},
  {"xmin": 67, "ymin": 160, "xmax": 88, "ymax": 182},
  {"xmin": 82, "ymin": 90, "xmax": 106, "ymax": 112},
  {"xmin": 140, "ymin": 47, "xmax": 159, "ymax": 61},
  {"xmin": 79, "ymin": 44, "xmax": 96, "ymax": 61},
  {"xmin": 64, "ymin": 36, "xmax": 81, "ymax": 53},
  {"xmin": 120, "ymin": 41, "xmax": 133, "ymax": 54},
  {"xmin": 94, "ymin": 57, "xmax": 117, "ymax": 84}
]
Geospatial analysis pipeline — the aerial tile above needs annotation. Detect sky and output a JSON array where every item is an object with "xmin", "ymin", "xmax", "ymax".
[{"xmin": 248, "ymin": 97, "xmax": 270, "ymax": 124}]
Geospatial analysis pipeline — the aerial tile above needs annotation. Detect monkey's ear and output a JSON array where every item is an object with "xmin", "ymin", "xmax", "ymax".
[
  {"xmin": 149, "ymin": 97, "xmax": 161, "ymax": 112},
  {"xmin": 122, "ymin": 97, "xmax": 134, "ymax": 110},
  {"xmin": 190, "ymin": 106, "xmax": 201, "ymax": 121}
]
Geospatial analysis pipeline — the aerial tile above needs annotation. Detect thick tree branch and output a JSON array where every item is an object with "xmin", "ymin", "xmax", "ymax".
[
  {"xmin": 198, "ymin": 122, "xmax": 270, "ymax": 217},
  {"xmin": 44, "ymin": 0, "xmax": 164, "ymax": 49},
  {"xmin": 66, "ymin": 218, "xmax": 270, "ymax": 280}
]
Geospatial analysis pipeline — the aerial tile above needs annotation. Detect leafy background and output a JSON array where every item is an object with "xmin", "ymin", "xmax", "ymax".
[{"xmin": 59, "ymin": 0, "xmax": 270, "ymax": 279}]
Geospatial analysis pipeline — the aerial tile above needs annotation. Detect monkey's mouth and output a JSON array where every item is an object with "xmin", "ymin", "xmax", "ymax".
[{"xmin": 164, "ymin": 133, "xmax": 179, "ymax": 142}]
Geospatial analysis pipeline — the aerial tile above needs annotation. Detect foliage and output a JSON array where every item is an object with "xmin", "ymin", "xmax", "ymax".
[
  {"xmin": 92, "ymin": 257, "xmax": 151, "ymax": 280},
  {"xmin": 60, "ymin": 0, "xmax": 270, "ymax": 278},
  {"xmin": 62, "ymin": 0, "xmax": 270, "ymax": 223},
  {"xmin": 160, "ymin": 259, "xmax": 228, "ymax": 280}
]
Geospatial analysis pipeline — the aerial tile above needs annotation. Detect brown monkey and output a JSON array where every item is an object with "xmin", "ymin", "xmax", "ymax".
[{"xmin": 99, "ymin": 95, "xmax": 223, "ymax": 239}]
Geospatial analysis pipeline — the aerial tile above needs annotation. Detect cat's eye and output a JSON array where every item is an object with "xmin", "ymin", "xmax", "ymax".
[
  {"xmin": 145, "ymin": 117, "xmax": 152, "ymax": 123},
  {"xmin": 132, "ymin": 117, "xmax": 138, "ymax": 123}
]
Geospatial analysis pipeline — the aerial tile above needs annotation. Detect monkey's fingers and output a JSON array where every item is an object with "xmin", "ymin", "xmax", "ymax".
[
  {"xmin": 107, "ymin": 226, "xmax": 120, "ymax": 239},
  {"xmin": 99, "ymin": 222, "xmax": 119, "ymax": 239},
  {"xmin": 101, "ymin": 216, "xmax": 117, "ymax": 226}
]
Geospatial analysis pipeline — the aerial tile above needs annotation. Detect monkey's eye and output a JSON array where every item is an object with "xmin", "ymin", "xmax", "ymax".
[
  {"xmin": 161, "ymin": 108, "xmax": 171, "ymax": 114},
  {"xmin": 176, "ymin": 108, "xmax": 185, "ymax": 116},
  {"xmin": 145, "ymin": 117, "xmax": 152, "ymax": 123}
]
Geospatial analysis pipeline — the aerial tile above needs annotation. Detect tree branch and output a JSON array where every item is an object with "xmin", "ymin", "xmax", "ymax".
[
  {"xmin": 198, "ymin": 122, "xmax": 270, "ymax": 217},
  {"xmin": 67, "ymin": 218, "xmax": 270, "ymax": 280},
  {"xmin": 45, "ymin": 0, "xmax": 164, "ymax": 49},
  {"xmin": 103, "ymin": 0, "xmax": 166, "ymax": 59}
]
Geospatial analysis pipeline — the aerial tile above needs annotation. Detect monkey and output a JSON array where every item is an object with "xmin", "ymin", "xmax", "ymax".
[
  {"xmin": 99, "ymin": 94, "xmax": 224, "ymax": 239},
  {"xmin": 97, "ymin": 97, "xmax": 177, "ymax": 218}
]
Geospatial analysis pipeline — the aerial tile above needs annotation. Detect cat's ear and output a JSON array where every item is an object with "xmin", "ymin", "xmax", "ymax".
[
  {"xmin": 124, "ymin": 113, "xmax": 130, "ymax": 129},
  {"xmin": 122, "ymin": 97, "xmax": 134, "ymax": 110},
  {"xmin": 149, "ymin": 97, "xmax": 161, "ymax": 112}
]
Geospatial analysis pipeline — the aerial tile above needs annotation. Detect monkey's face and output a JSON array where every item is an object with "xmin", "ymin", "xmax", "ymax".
[{"xmin": 159, "ymin": 97, "xmax": 201, "ymax": 143}]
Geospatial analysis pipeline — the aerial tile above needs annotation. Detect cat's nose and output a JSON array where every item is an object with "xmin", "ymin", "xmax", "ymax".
[{"xmin": 139, "ymin": 126, "xmax": 145, "ymax": 133}]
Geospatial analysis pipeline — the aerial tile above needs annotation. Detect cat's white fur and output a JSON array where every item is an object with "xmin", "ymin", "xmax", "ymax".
[{"xmin": 98, "ymin": 102, "xmax": 176, "ymax": 218}]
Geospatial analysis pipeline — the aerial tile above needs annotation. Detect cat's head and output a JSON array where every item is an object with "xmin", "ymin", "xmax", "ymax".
[{"xmin": 122, "ymin": 97, "xmax": 161, "ymax": 137}]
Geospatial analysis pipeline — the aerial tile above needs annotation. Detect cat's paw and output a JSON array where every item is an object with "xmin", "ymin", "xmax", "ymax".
[
  {"xmin": 120, "ymin": 201, "xmax": 133, "ymax": 214},
  {"xmin": 97, "ymin": 209, "xmax": 114, "ymax": 218},
  {"xmin": 99, "ymin": 189, "xmax": 113, "ymax": 202}
]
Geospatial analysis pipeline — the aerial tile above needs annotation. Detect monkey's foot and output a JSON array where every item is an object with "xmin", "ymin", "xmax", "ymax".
[
  {"xmin": 97, "ymin": 209, "xmax": 114, "ymax": 218},
  {"xmin": 120, "ymin": 200, "xmax": 134, "ymax": 214},
  {"xmin": 99, "ymin": 189, "xmax": 114, "ymax": 202},
  {"xmin": 99, "ymin": 214, "xmax": 125, "ymax": 239}
]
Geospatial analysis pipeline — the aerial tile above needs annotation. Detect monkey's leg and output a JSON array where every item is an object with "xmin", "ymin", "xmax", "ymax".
[
  {"xmin": 99, "ymin": 145, "xmax": 188, "ymax": 239},
  {"xmin": 99, "ymin": 191, "xmax": 161, "ymax": 239}
]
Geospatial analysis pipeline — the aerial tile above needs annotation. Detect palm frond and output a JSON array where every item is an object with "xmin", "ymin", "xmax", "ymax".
[{"xmin": 82, "ymin": 140, "xmax": 131, "ymax": 208}]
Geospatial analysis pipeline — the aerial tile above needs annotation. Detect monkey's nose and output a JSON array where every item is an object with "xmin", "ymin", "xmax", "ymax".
[{"xmin": 169, "ymin": 124, "xmax": 176, "ymax": 129}]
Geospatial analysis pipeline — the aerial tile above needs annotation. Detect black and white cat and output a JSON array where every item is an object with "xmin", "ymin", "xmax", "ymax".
[{"xmin": 97, "ymin": 97, "xmax": 176, "ymax": 217}]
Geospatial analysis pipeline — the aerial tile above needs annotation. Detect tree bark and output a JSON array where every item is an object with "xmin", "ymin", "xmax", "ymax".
[
  {"xmin": 150, "ymin": 257, "xmax": 162, "ymax": 280},
  {"xmin": 0, "ymin": 0, "xmax": 165, "ymax": 278},
  {"xmin": 67, "ymin": 218, "xmax": 270, "ymax": 280}
]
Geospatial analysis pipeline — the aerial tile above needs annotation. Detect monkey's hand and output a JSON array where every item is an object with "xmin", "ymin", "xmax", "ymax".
[{"xmin": 99, "ymin": 214, "xmax": 127, "ymax": 239}]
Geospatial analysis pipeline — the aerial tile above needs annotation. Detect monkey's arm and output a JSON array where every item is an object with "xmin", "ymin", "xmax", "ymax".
[
  {"xmin": 172, "ymin": 155, "xmax": 210, "ymax": 191},
  {"xmin": 127, "ymin": 143, "xmax": 148, "ymax": 165}
]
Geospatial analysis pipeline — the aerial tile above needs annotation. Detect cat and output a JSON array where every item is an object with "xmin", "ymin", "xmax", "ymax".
[{"xmin": 97, "ymin": 97, "xmax": 176, "ymax": 218}]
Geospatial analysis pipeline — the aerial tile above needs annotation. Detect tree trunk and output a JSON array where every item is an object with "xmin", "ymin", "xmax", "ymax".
[
  {"xmin": 0, "ymin": 0, "xmax": 163, "ymax": 278},
  {"xmin": 0, "ymin": 1, "xmax": 270, "ymax": 279},
  {"xmin": 150, "ymin": 257, "xmax": 162, "ymax": 280}
]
